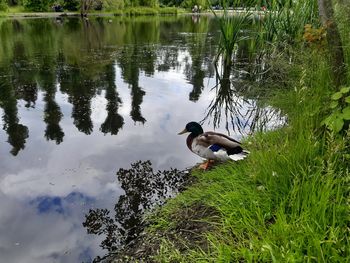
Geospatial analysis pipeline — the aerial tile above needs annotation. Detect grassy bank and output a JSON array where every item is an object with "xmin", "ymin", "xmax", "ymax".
[{"xmin": 112, "ymin": 12, "xmax": 350, "ymax": 263}]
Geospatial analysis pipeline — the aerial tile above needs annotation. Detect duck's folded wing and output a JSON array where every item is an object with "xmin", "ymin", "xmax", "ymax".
[
  {"xmin": 203, "ymin": 131, "xmax": 241, "ymax": 144},
  {"xmin": 199, "ymin": 132, "xmax": 241, "ymax": 149}
]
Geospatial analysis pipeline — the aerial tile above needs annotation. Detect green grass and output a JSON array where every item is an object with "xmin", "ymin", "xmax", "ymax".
[
  {"xmin": 138, "ymin": 24, "xmax": 350, "ymax": 263},
  {"xmin": 152, "ymin": 130, "xmax": 348, "ymax": 261}
]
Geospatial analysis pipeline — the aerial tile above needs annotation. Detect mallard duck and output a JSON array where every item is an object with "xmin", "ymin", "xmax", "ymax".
[{"xmin": 178, "ymin": 121, "xmax": 249, "ymax": 169}]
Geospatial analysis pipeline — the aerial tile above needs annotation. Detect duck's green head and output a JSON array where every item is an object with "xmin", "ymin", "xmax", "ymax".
[{"xmin": 178, "ymin": 122, "xmax": 203, "ymax": 136}]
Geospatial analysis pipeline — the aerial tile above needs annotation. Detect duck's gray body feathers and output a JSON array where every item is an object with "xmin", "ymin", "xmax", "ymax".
[{"xmin": 189, "ymin": 131, "xmax": 248, "ymax": 161}]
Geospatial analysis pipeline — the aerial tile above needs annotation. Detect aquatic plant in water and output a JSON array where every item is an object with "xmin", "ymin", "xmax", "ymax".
[{"xmin": 212, "ymin": 4, "xmax": 252, "ymax": 67}]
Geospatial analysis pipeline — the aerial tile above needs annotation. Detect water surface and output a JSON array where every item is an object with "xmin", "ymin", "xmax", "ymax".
[{"xmin": 0, "ymin": 16, "xmax": 282, "ymax": 262}]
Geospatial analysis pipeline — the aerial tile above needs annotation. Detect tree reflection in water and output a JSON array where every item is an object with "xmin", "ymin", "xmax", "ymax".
[
  {"xmin": 100, "ymin": 64, "xmax": 124, "ymax": 135},
  {"xmin": 40, "ymin": 55, "xmax": 65, "ymax": 144},
  {"xmin": 12, "ymin": 41, "xmax": 38, "ymax": 109},
  {"xmin": 83, "ymin": 161, "xmax": 189, "ymax": 262},
  {"xmin": 0, "ymin": 70, "xmax": 29, "ymax": 156},
  {"xmin": 202, "ymin": 54, "xmax": 284, "ymax": 135},
  {"xmin": 117, "ymin": 46, "xmax": 147, "ymax": 124},
  {"xmin": 0, "ymin": 17, "xmax": 220, "ymax": 155}
]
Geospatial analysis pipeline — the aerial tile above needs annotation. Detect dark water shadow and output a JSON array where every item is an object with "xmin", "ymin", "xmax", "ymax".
[{"xmin": 82, "ymin": 161, "xmax": 190, "ymax": 262}]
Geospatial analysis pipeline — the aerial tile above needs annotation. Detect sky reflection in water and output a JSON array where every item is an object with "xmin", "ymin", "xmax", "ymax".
[{"xmin": 0, "ymin": 16, "xmax": 283, "ymax": 262}]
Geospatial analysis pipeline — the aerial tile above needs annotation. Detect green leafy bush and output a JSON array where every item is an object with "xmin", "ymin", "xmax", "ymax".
[
  {"xmin": 122, "ymin": 6, "xmax": 158, "ymax": 15},
  {"xmin": 103, "ymin": 0, "xmax": 125, "ymax": 10},
  {"xmin": 158, "ymin": 6, "xmax": 177, "ymax": 14},
  {"xmin": 180, "ymin": 0, "xmax": 206, "ymax": 9},
  {"xmin": 23, "ymin": 0, "xmax": 53, "ymax": 11},
  {"xmin": 93, "ymin": 0, "xmax": 103, "ymax": 10},
  {"xmin": 0, "ymin": 0, "xmax": 8, "ymax": 12},
  {"xmin": 62, "ymin": 0, "xmax": 79, "ymax": 11},
  {"xmin": 322, "ymin": 86, "xmax": 350, "ymax": 133}
]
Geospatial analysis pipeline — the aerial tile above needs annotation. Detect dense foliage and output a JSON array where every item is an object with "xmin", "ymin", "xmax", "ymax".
[
  {"xmin": 0, "ymin": 0, "xmax": 302, "ymax": 13},
  {"xmin": 0, "ymin": 0, "xmax": 8, "ymax": 11},
  {"xmin": 22, "ymin": 0, "xmax": 53, "ymax": 11},
  {"xmin": 62, "ymin": 0, "xmax": 79, "ymax": 11}
]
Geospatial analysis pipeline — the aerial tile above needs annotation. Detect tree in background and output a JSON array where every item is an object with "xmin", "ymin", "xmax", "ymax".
[
  {"xmin": 318, "ymin": 0, "xmax": 346, "ymax": 87},
  {"xmin": 80, "ymin": 0, "xmax": 94, "ymax": 16}
]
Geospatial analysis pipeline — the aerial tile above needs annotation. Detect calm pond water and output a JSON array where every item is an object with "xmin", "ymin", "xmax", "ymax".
[{"xmin": 0, "ymin": 16, "xmax": 283, "ymax": 262}]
